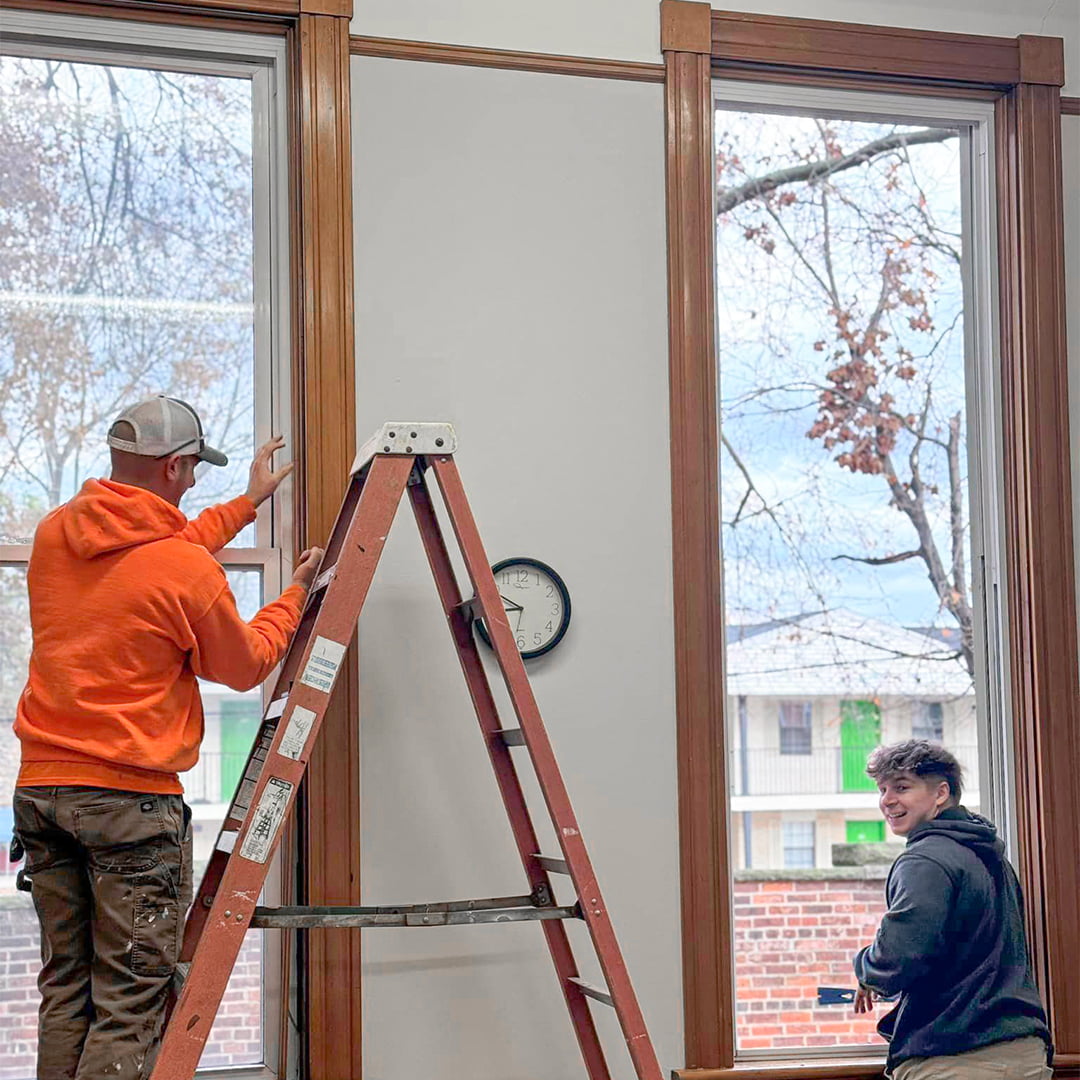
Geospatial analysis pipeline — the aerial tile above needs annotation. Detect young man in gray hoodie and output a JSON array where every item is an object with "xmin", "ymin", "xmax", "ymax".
[{"xmin": 853, "ymin": 740, "xmax": 1052, "ymax": 1079}]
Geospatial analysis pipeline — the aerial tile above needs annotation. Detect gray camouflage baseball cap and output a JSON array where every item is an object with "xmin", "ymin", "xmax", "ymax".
[{"xmin": 107, "ymin": 395, "xmax": 228, "ymax": 466}]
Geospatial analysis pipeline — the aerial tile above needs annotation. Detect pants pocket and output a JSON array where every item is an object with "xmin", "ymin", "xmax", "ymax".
[
  {"xmin": 130, "ymin": 865, "xmax": 181, "ymax": 977},
  {"xmin": 75, "ymin": 794, "xmax": 167, "ymax": 874}
]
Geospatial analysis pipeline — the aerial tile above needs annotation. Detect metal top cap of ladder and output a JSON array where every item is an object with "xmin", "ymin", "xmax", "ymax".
[{"xmin": 352, "ymin": 421, "xmax": 458, "ymax": 475}]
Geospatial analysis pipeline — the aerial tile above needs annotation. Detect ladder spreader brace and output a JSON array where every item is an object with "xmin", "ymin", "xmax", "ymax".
[{"xmin": 151, "ymin": 422, "xmax": 664, "ymax": 1080}]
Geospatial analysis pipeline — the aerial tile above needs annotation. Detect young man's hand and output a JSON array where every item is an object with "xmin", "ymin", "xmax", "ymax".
[
  {"xmin": 854, "ymin": 985, "xmax": 879, "ymax": 1014},
  {"xmin": 292, "ymin": 547, "xmax": 325, "ymax": 591},
  {"xmin": 246, "ymin": 436, "xmax": 294, "ymax": 508}
]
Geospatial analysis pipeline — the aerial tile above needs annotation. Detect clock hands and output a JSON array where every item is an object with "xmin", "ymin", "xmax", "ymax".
[{"xmin": 500, "ymin": 594, "xmax": 525, "ymax": 632}]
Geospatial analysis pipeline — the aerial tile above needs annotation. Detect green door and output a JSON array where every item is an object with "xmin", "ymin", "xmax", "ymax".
[
  {"xmin": 846, "ymin": 820, "xmax": 885, "ymax": 843},
  {"xmin": 840, "ymin": 700, "xmax": 881, "ymax": 791},
  {"xmin": 218, "ymin": 697, "xmax": 261, "ymax": 802}
]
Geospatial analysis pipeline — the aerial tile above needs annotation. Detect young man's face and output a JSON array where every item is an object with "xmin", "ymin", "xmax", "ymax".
[{"xmin": 877, "ymin": 770, "xmax": 951, "ymax": 836}]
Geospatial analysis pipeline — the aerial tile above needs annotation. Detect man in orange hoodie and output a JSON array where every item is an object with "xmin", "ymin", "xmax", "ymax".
[{"xmin": 12, "ymin": 395, "xmax": 323, "ymax": 1080}]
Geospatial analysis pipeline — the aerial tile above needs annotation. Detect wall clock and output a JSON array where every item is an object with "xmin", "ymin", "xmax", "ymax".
[{"xmin": 476, "ymin": 557, "xmax": 571, "ymax": 659}]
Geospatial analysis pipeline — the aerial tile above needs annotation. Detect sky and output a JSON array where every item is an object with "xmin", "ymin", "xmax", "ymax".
[{"xmin": 714, "ymin": 108, "xmax": 971, "ymax": 632}]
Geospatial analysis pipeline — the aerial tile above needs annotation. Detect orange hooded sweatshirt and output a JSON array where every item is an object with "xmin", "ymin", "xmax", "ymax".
[{"xmin": 15, "ymin": 479, "xmax": 307, "ymax": 795}]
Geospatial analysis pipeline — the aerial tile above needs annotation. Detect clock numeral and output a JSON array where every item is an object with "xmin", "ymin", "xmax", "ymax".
[
  {"xmin": 516, "ymin": 569, "xmax": 530, "ymax": 584},
  {"xmin": 516, "ymin": 636, "xmax": 526, "ymax": 649},
  {"xmin": 545, "ymin": 622, "xmax": 553, "ymax": 633},
  {"xmin": 551, "ymin": 603, "xmax": 560, "ymax": 615},
  {"xmin": 545, "ymin": 584, "xmax": 554, "ymax": 597},
  {"xmin": 533, "ymin": 632, "xmax": 543, "ymax": 645}
]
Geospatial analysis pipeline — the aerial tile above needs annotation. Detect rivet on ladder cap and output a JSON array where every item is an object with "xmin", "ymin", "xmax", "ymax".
[
  {"xmin": 388, "ymin": 431, "xmax": 396, "ymax": 438},
  {"xmin": 224, "ymin": 910, "xmax": 232, "ymax": 918},
  {"xmin": 406, "ymin": 446, "xmax": 413, "ymax": 453},
  {"xmin": 435, "ymin": 438, "xmax": 444, "ymax": 447}
]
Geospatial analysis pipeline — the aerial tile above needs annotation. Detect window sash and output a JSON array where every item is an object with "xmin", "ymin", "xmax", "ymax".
[{"xmin": 0, "ymin": 14, "xmax": 291, "ymax": 1076}]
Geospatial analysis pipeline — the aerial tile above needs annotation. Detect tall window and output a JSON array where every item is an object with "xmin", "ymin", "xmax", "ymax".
[
  {"xmin": 717, "ymin": 81, "xmax": 1000, "ymax": 1056},
  {"xmin": 0, "ymin": 12, "xmax": 289, "ymax": 1076}
]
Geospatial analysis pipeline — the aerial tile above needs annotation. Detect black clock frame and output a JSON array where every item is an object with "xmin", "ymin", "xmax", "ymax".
[{"xmin": 475, "ymin": 556, "xmax": 571, "ymax": 659}]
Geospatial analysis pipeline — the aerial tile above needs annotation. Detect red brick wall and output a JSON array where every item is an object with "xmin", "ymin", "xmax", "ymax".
[
  {"xmin": 0, "ymin": 899, "xmax": 261, "ymax": 1079},
  {"xmin": 735, "ymin": 876, "xmax": 889, "ymax": 1051}
]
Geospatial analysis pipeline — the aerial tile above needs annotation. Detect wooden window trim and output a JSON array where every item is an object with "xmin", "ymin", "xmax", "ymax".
[
  {"xmin": 661, "ymin": 1, "xmax": 1079, "ymax": 1074},
  {"xmin": 0, "ymin": 1, "xmax": 360, "ymax": 1078}
]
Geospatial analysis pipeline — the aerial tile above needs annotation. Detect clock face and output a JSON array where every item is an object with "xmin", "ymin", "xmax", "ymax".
[{"xmin": 477, "ymin": 558, "xmax": 571, "ymax": 659}]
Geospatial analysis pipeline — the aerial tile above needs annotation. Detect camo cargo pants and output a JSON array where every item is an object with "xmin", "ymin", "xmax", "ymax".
[{"xmin": 12, "ymin": 787, "xmax": 193, "ymax": 1080}]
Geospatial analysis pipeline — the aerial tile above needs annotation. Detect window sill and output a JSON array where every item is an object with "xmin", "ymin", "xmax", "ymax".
[
  {"xmin": 673, "ymin": 1055, "xmax": 1080, "ymax": 1079},
  {"xmin": 672, "ymin": 1060, "xmax": 885, "ymax": 1080}
]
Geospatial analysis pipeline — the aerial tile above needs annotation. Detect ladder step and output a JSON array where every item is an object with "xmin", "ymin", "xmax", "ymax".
[
  {"xmin": 251, "ymin": 902, "xmax": 580, "ymax": 929},
  {"xmin": 498, "ymin": 728, "xmax": 525, "ymax": 747},
  {"xmin": 533, "ymin": 854, "xmax": 570, "ymax": 875},
  {"xmin": 568, "ymin": 976, "xmax": 614, "ymax": 1008},
  {"xmin": 311, "ymin": 563, "xmax": 336, "ymax": 594},
  {"xmin": 265, "ymin": 697, "xmax": 288, "ymax": 720}
]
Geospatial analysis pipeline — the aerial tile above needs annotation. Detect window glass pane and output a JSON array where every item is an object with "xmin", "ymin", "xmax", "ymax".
[
  {"xmin": 0, "ymin": 56, "xmax": 256, "ymax": 546},
  {"xmin": 0, "ymin": 42, "xmax": 273, "ymax": 1074},
  {"xmin": 187, "ymin": 568, "xmax": 265, "ymax": 1069},
  {"xmin": 719, "ymin": 103, "xmax": 985, "ymax": 1054}
]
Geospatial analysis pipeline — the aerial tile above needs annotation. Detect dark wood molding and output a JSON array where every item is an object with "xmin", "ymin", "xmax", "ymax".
[
  {"xmin": 674, "ymin": 1063, "xmax": 884, "ymax": 1080},
  {"xmin": 300, "ymin": 0, "xmax": 351, "ymax": 15},
  {"xmin": 996, "ymin": 80, "xmax": 1080, "ymax": 1059},
  {"xmin": 676, "ymin": 1062, "xmax": 1080, "ymax": 1080},
  {"xmin": 349, "ymin": 34, "xmax": 664, "ymax": 82},
  {"xmin": 1063, "ymin": 97, "xmax": 1080, "ymax": 115},
  {"xmin": 0, "ymin": 0, "xmax": 301, "ymax": 14},
  {"xmin": 669, "ymin": 6, "xmax": 1079, "ymax": 1073},
  {"xmin": 661, "ymin": 0, "xmax": 712, "ymax": 55},
  {"xmin": 290, "ymin": 12, "xmax": 360, "ymax": 1079},
  {"xmin": 711, "ymin": 10, "xmax": 1024, "ymax": 86},
  {"xmin": 664, "ymin": 40, "xmax": 734, "ymax": 1070},
  {"xmin": 0, "ymin": 0, "xmax": 290, "ymax": 30},
  {"xmin": 1018, "ymin": 34, "xmax": 1065, "ymax": 86}
]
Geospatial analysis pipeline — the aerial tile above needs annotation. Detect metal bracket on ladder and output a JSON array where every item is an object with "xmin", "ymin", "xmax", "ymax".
[{"xmin": 149, "ymin": 422, "xmax": 663, "ymax": 1080}]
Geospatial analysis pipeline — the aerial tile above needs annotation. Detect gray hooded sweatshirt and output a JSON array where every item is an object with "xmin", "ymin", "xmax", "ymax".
[{"xmin": 854, "ymin": 807, "xmax": 1051, "ymax": 1069}]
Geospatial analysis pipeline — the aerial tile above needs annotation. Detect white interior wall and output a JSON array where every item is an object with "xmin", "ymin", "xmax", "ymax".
[
  {"xmin": 350, "ymin": 0, "xmax": 1080, "ymax": 95},
  {"xmin": 351, "ymin": 57, "xmax": 678, "ymax": 1079}
]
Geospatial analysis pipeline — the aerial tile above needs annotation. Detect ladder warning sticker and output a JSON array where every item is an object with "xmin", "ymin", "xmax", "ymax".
[
  {"xmin": 227, "ymin": 722, "xmax": 276, "ymax": 824},
  {"xmin": 239, "ymin": 777, "xmax": 293, "ymax": 864},
  {"xmin": 279, "ymin": 705, "xmax": 317, "ymax": 760},
  {"xmin": 299, "ymin": 636, "xmax": 347, "ymax": 694}
]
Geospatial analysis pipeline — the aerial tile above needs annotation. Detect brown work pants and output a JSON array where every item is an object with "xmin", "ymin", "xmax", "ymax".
[{"xmin": 12, "ymin": 786, "xmax": 192, "ymax": 1080}]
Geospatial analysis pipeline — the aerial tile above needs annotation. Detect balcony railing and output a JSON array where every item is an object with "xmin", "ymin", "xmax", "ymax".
[{"xmin": 729, "ymin": 745, "xmax": 979, "ymax": 797}]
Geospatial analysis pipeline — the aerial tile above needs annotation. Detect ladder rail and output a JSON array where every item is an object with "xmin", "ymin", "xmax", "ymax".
[
  {"xmin": 407, "ymin": 470, "xmax": 613, "ymax": 1080},
  {"xmin": 429, "ymin": 455, "xmax": 664, "ymax": 1080}
]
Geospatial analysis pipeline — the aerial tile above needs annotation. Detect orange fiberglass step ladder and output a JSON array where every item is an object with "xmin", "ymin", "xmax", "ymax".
[{"xmin": 150, "ymin": 422, "xmax": 664, "ymax": 1080}]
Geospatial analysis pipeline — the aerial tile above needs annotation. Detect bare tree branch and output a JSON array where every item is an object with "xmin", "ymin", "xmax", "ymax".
[{"xmin": 716, "ymin": 128, "xmax": 957, "ymax": 215}]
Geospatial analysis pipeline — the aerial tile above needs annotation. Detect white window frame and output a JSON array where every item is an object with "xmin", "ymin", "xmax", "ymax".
[
  {"xmin": 713, "ymin": 80, "xmax": 1013, "ymax": 1064},
  {"xmin": 0, "ymin": 13, "xmax": 292, "ymax": 1078}
]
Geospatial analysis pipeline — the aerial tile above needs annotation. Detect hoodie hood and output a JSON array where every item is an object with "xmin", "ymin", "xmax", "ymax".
[
  {"xmin": 906, "ymin": 806, "xmax": 1005, "ymax": 862},
  {"xmin": 60, "ymin": 478, "xmax": 187, "ymax": 559}
]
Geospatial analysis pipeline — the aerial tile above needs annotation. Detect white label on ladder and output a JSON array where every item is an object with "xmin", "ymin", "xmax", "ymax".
[
  {"xmin": 299, "ymin": 636, "xmax": 348, "ymax": 694},
  {"xmin": 278, "ymin": 705, "xmax": 317, "ymax": 760},
  {"xmin": 239, "ymin": 777, "xmax": 293, "ymax": 864}
]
